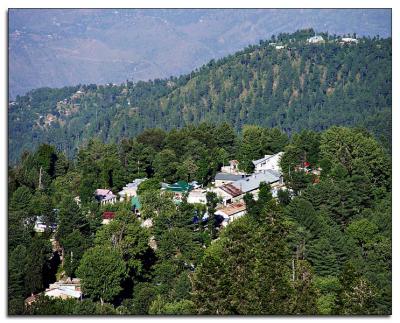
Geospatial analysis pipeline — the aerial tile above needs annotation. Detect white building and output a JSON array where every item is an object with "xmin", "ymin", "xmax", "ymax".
[
  {"xmin": 95, "ymin": 189, "xmax": 117, "ymax": 205},
  {"xmin": 33, "ymin": 216, "xmax": 57, "ymax": 233},
  {"xmin": 45, "ymin": 278, "xmax": 81, "ymax": 300},
  {"xmin": 252, "ymin": 152, "xmax": 284, "ymax": 174},
  {"xmin": 220, "ymin": 160, "xmax": 244, "ymax": 175},
  {"xmin": 118, "ymin": 178, "xmax": 146, "ymax": 201},
  {"xmin": 341, "ymin": 37, "xmax": 358, "ymax": 44},
  {"xmin": 215, "ymin": 202, "xmax": 247, "ymax": 226},
  {"xmin": 187, "ymin": 188, "xmax": 208, "ymax": 204},
  {"xmin": 307, "ymin": 35, "xmax": 324, "ymax": 44}
]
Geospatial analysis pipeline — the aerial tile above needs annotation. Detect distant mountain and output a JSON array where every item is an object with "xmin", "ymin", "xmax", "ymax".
[
  {"xmin": 8, "ymin": 30, "xmax": 392, "ymax": 163},
  {"xmin": 9, "ymin": 9, "xmax": 391, "ymax": 98}
]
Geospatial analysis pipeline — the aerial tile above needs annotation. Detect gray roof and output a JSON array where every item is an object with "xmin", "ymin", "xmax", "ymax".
[
  {"xmin": 232, "ymin": 170, "xmax": 280, "ymax": 193},
  {"xmin": 215, "ymin": 173, "xmax": 246, "ymax": 181},
  {"xmin": 125, "ymin": 178, "xmax": 147, "ymax": 189}
]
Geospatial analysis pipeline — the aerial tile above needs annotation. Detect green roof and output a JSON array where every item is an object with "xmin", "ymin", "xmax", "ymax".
[
  {"xmin": 165, "ymin": 181, "xmax": 192, "ymax": 193},
  {"xmin": 131, "ymin": 196, "xmax": 141, "ymax": 210}
]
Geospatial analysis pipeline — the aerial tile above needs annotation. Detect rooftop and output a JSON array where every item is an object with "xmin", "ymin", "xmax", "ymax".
[
  {"xmin": 131, "ymin": 196, "xmax": 142, "ymax": 210},
  {"xmin": 102, "ymin": 211, "xmax": 115, "ymax": 220},
  {"xmin": 95, "ymin": 189, "xmax": 116, "ymax": 202},
  {"xmin": 216, "ymin": 202, "xmax": 246, "ymax": 217},
  {"xmin": 252, "ymin": 152, "xmax": 283, "ymax": 166},
  {"xmin": 220, "ymin": 183, "xmax": 243, "ymax": 197},
  {"xmin": 164, "ymin": 180, "xmax": 193, "ymax": 193},
  {"xmin": 232, "ymin": 170, "xmax": 280, "ymax": 193},
  {"xmin": 215, "ymin": 172, "xmax": 246, "ymax": 181}
]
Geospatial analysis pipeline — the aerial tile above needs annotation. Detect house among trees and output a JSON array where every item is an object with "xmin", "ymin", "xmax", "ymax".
[
  {"xmin": 102, "ymin": 211, "xmax": 116, "ymax": 225},
  {"xmin": 215, "ymin": 170, "xmax": 281, "ymax": 205},
  {"xmin": 214, "ymin": 172, "xmax": 247, "ymax": 187},
  {"xmin": 341, "ymin": 37, "xmax": 358, "ymax": 44},
  {"xmin": 94, "ymin": 189, "xmax": 117, "ymax": 205},
  {"xmin": 187, "ymin": 188, "xmax": 208, "ymax": 204},
  {"xmin": 162, "ymin": 181, "xmax": 193, "ymax": 204},
  {"xmin": 307, "ymin": 35, "xmax": 324, "ymax": 44},
  {"xmin": 220, "ymin": 160, "xmax": 243, "ymax": 174},
  {"xmin": 118, "ymin": 178, "xmax": 146, "ymax": 201},
  {"xmin": 131, "ymin": 196, "xmax": 141, "ymax": 215},
  {"xmin": 215, "ymin": 202, "xmax": 247, "ymax": 226},
  {"xmin": 33, "ymin": 215, "xmax": 57, "ymax": 233},
  {"xmin": 252, "ymin": 152, "xmax": 284, "ymax": 174},
  {"xmin": 44, "ymin": 278, "xmax": 81, "ymax": 300}
]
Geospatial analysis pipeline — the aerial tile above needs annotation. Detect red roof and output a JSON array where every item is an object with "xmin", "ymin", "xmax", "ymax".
[
  {"xmin": 220, "ymin": 183, "xmax": 243, "ymax": 197},
  {"xmin": 102, "ymin": 211, "xmax": 116, "ymax": 220},
  {"xmin": 304, "ymin": 161, "xmax": 311, "ymax": 168}
]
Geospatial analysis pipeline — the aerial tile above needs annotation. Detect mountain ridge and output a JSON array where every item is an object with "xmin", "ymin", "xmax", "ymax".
[
  {"xmin": 8, "ymin": 30, "xmax": 392, "ymax": 163},
  {"xmin": 9, "ymin": 9, "xmax": 391, "ymax": 98}
]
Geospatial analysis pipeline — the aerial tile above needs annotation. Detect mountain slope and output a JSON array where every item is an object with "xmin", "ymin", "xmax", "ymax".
[{"xmin": 8, "ymin": 30, "xmax": 392, "ymax": 163}]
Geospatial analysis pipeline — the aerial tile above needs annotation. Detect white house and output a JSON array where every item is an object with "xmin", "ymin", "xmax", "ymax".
[
  {"xmin": 220, "ymin": 160, "xmax": 244, "ymax": 174},
  {"xmin": 215, "ymin": 202, "xmax": 247, "ymax": 226},
  {"xmin": 252, "ymin": 152, "xmax": 284, "ymax": 174},
  {"xmin": 118, "ymin": 178, "xmax": 146, "ymax": 201},
  {"xmin": 187, "ymin": 188, "xmax": 208, "ymax": 204},
  {"xmin": 45, "ymin": 278, "xmax": 81, "ymax": 300},
  {"xmin": 341, "ymin": 37, "xmax": 358, "ymax": 44},
  {"xmin": 34, "ymin": 216, "xmax": 57, "ymax": 233},
  {"xmin": 95, "ymin": 189, "xmax": 117, "ymax": 205},
  {"xmin": 307, "ymin": 35, "xmax": 324, "ymax": 44}
]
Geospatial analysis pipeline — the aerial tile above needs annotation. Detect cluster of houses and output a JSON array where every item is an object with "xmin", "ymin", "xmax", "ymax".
[
  {"xmin": 268, "ymin": 35, "xmax": 359, "ymax": 48},
  {"xmin": 27, "ymin": 152, "xmax": 323, "ymax": 306},
  {"xmin": 95, "ymin": 151, "xmax": 287, "ymax": 229},
  {"xmin": 307, "ymin": 35, "xmax": 359, "ymax": 45}
]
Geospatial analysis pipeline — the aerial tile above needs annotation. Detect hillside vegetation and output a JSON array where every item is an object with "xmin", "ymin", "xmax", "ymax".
[
  {"xmin": 8, "ymin": 124, "xmax": 391, "ymax": 315},
  {"xmin": 9, "ymin": 30, "xmax": 391, "ymax": 163}
]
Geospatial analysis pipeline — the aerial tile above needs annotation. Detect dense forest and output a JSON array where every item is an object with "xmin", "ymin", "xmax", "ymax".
[
  {"xmin": 8, "ymin": 29, "xmax": 392, "ymax": 163},
  {"xmin": 8, "ymin": 123, "xmax": 391, "ymax": 315}
]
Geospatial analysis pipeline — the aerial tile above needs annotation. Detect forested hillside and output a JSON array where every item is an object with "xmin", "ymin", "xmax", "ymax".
[
  {"xmin": 8, "ymin": 124, "xmax": 391, "ymax": 315},
  {"xmin": 9, "ymin": 29, "xmax": 391, "ymax": 163},
  {"xmin": 9, "ymin": 9, "xmax": 390, "ymax": 98}
]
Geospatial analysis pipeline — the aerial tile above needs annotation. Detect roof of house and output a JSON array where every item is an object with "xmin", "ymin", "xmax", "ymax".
[
  {"xmin": 252, "ymin": 152, "xmax": 283, "ymax": 166},
  {"xmin": 45, "ymin": 287, "xmax": 81, "ymax": 298},
  {"xmin": 219, "ymin": 183, "xmax": 243, "ymax": 197},
  {"xmin": 308, "ymin": 35, "xmax": 324, "ymax": 42},
  {"xmin": 232, "ymin": 170, "xmax": 280, "ymax": 193},
  {"xmin": 215, "ymin": 172, "xmax": 246, "ymax": 181},
  {"xmin": 215, "ymin": 202, "xmax": 246, "ymax": 217},
  {"xmin": 164, "ymin": 180, "xmax": 193, "ymax": 193},
  {"xmin": 131, "ymin": 196, "xmax": 142, "ymax": 210},
  {"xmin": 95, "ymin": 189, "xmax": 116, "ymax": 201},
  {"xmin": 118, "ymin": 178, "xmax": 147, "ymax": 196},
  {"xmin": 102, "ymin": 211, "xmax": 115, "ymax": 220},
  {"xmin": 188, "ymin": 188, "xmax": 207, "ymax": 197}
]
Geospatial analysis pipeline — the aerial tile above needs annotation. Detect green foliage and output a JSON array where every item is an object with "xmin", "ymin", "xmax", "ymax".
[
  {"xmin": 7, "ymin": 119, "xmax": 391, "ymax": 315},
  {"xmin": 9, "ymin": 33, "xmax": 391, "ymax": 164},
  {"xmin": 76, "ymin": 245, "xmax": 127, "ymax": 304},
  {"xmin": 94, "ymin": 212, "xmax": 150, "ymax": 278},
  {"xmin": 137, "ymin": 178, "xmax": 161, "ymax": 195}
]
